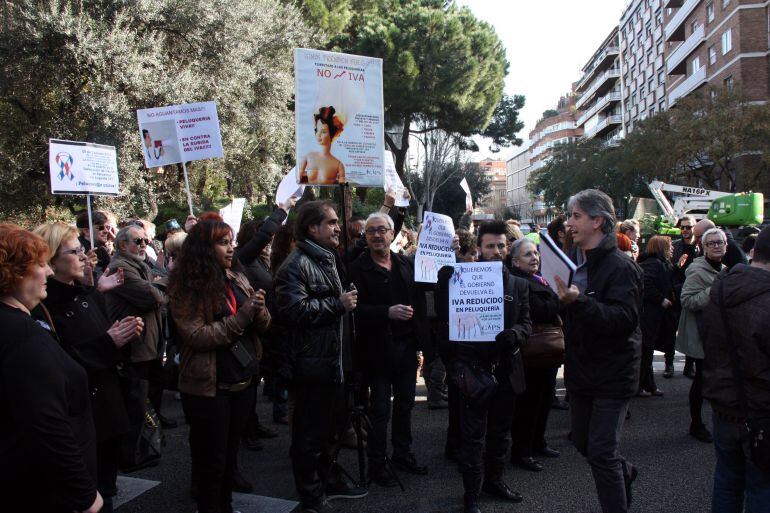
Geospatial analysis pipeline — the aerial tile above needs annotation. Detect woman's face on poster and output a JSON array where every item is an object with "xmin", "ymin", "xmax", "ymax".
[
  {"xmin": 315, "ymin": 119, "xmax": 331, "ymax": 146},
  {"xmin": 143, "ymin": 131, "xmax": 152, "ymax": 147}
]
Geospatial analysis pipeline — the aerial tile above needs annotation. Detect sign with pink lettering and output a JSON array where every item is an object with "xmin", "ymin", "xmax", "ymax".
[
  {"xmin": 294, "ymin": 48, "xmax": 384, "ymax": 187},
  {"xmin": 136, "ymin": 101, "xmax": 224, "ymax": 168}
]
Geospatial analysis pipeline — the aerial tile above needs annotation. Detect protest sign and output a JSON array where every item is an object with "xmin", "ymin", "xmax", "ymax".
[
  {"xmin": 219, "ymin": 198, "xmax": 246, "ymax": 240},
  {"xmin": 539, "ymin": 232, "xmax": 577, "ymax": 295},
  {"xmin": 460, "ymin": 177, "xmax": 473, "ymax": 211},
  {"xmin": 136, "ymin": 101, "xmax": 224, "ymax": 168},
  {"xmin": 414, "ymin": 211, "xmax": 456, "ymax": 283},
  {"xmin": 275, "ymin": 167, "xmax": 305, "ymax": 224},
  {"xmin": 383, "ymin": 150, "xmax": 409, "ymax": 207},
  {"xmin": 448, "ymin": 261, "xmax": 504, "ymax": 342},
  {"xmin": 49, "ymin": 139, "xmax": 119, "ymax": 196},
  {"xmin": 294, "ymin": 48, "xmax": 384, "ymax": 186}
]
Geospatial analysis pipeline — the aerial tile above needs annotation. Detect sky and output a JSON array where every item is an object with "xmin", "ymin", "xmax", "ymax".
[{"xmin": 457, "ymin": 0, "xmax": 628, "ymax": 161}]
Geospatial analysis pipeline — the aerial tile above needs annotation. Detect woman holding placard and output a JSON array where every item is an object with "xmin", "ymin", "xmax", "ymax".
[{"xmin": 508, "ymin": 238, "xmax": 563, "ymax": 473}]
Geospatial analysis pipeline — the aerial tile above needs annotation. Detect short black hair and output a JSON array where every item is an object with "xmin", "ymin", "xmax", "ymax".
[
  {"xmin": 753, "ymin": 225, "xmax": 770, "ymax": 264},
  {"xmin": 294, "ymin": 200, "xmax": 336, "ymax": 242},
  {"xmin": 476, "ymin": 220, "xmax": 507, "ymax": 247},
  {"xmin": 547, "ymin": 215, "xmax": 566, "ymax": 242},
  {"xmin": 76, "ymin": 210, "xmax": 108, "ymax": 229}
]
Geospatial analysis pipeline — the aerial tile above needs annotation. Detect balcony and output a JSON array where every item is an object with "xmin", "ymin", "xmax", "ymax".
[
  {"xmin": 583, "ymin": 115, "xmax": 623, "ymax": 140},
  {"xmin": 664, "ymin": 0, "xmax": 684, "ymax": 7},
  {"xmin": 576, "ymin": 46, "xmax": 620, "ymax": 92},
  {"xmin": 668, "ymin": 65, "xmax": 707, "ymax": 106},
  {"xmin": 667, "ymin": 24, "xmax": 704, "ymax": 74},
  {"xmin": 602, "ymin": 130, "xmax": 624, "ymax": 148},
  {"xmin": 665, "ymin": 0, "xmax": 701, "ymax": 41},
  {"xmin": 576, "ymin": 90, "xmax": 622, "ymax": 127},
  {"xmin": 576, "ymin": 68, "xmax": 621, "ymax": 109}
]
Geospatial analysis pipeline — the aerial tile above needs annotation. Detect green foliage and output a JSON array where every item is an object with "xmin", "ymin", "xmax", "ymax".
[
  {"xmin": 541, "ymin": 109, "xmax": 559, "ymax": 120},
  {"xmin": 0, "ymin": 0, "xmax": 314, "ymax": 224},
  {"xmin": 408, "ymin": 162, "xmax": 490, "ymax": 224}
]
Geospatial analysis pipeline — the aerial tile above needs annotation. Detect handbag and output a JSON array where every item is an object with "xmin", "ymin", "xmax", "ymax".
[
  {"xmin": 718, "ymin": 282, "xmax": 770, "ymax": 474},
  {"xmin": 521, "ymin": 316, "xmax": 565, "ymax": 368},
  {"xmin": 447, "ymin": 360, "xmax": 498, "ymax": 408}
]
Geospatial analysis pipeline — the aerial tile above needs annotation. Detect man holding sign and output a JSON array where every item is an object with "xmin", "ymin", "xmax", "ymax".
[{"xmin": 435, "ymin": 221, "xmax": 531, "ymax": 513}]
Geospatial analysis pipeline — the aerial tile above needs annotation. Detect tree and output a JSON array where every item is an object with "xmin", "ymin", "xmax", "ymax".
[
  {"xmin": 328, "ymin": 0, "xmax": 522, "ymax": 179},
  {"xmin": 620, "ymin": 88, "xmax": 770, "ymax": 192},
  {"xmin": 408, "ymin": 160, "xmax": 490, "ymax": 225},
  {"xmin": 0, "ymin": 0, "xmax": 313, "ymax": 224}
]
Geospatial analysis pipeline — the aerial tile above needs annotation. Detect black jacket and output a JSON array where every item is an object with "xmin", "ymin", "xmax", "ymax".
[
  {"xmin": 274, "ymin": 239, "xmax": 346, "ymax": 384},
  {"xmin": 349, "ymin": 250, "xmax": 428, "ymax": 373},
  {"xmin": 563, "ymin": 234, "xmax": 643, "ymax": 399},
  {"xmin": 0, "ymin": 303, "xmax": 97, "ymax": 512},
  {"xmin": 638, "ymin": 252, "xmax": 677, "ymax": 347},
  {"xmin": 33, "ymin": 278, "xmax": 130, "ymax": 443},
  {"xmin": 703, "ymin": 264, "xmax": 770, "ymax": 418},
  {"xmin": 723, "ymin": 232, "xmax": 749, "ymax": 270},
  {"xmin": 435, "ymin": 263, "xmax": 531, "ymax": 394},
  {"xmin": 236, "ymin": 208, "xmax": 288, "ymax": 292},
  {"xmin": 509, "ymin": 267, "xmax": 560, "ymax": 325}
]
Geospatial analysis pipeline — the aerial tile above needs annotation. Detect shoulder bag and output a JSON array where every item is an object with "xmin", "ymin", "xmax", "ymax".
[{"xmin": 521, "ymin": 315, "xmax": 565, "ymax": 369}]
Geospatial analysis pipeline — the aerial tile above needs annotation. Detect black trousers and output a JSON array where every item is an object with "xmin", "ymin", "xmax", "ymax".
[
  {"xmin": 181, "ymin": 386, "xmax": 255, "ymax": 513},
  {"xmin": 639, "ymin": 340, "xmax": 658, "ymax": 393},
  {"xmin": 689, "ymin": 358, "xmax": 705, "ymax": 425},
  {"xmin": 457, "ymin": 376, "xmax": 516, "ymax": 482},
  {"xmin": 367, "ymin": 344, "xmax": 417, "ymax": 463},
  {"xmin": 97, "ymin": 436, "xmax": 120, "ymax": 513},
  {"xmin": 290, "ymin": 382, "xmax": 347, "ymax": 507},
  {"xmin": 446, "ymin": 379, "xmax": 461, "ymax": 457},
  {"xmin": 511, "ymin": 366, "xmax": 557, "ymax": 458}
]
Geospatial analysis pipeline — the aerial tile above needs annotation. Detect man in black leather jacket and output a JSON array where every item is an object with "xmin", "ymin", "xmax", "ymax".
[
  {"xmin": 556, "ymin": 189, "xmax": 642, "ymax": 513},
  {"xmin": 435, "ymin": 221, "xmax": 531, "ymax": 513},
  {"xmin": 274, "ymin": 200, "xmax": 364, "ymax": 513}
]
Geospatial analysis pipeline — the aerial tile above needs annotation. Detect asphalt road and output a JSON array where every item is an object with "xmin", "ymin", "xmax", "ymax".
[{"xmin": 117, "ymin": 354, "xmax": 716, "ymax": 513}]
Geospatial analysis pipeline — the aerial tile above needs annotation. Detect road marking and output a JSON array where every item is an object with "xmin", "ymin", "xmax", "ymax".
[{"xmin": 114, "ymin": 476, "xmax": 160, "ymax": 509}]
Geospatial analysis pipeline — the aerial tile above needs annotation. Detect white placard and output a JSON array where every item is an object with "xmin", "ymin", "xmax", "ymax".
[
  {"xmin": 414, "ymin": 211, "xmax": 456, "ymax": 283},
  {"xmin": 460, "ymin": 177, "xmax": 473, "ymax": 211},
  {"xmin": 137, "ymin": 101, "xmax": 224, "ymax": 168},
  {"xmin": 49, "ymin": 139, "xmax": 119, "ymax": 196},
  {"xmin": 383, "ymin": 150, "xmax": 409, "ymax": 207},
  {"xmin": 276, "ymin": 167, "xmax": 305, "ymax": 206},
  {"xmin": 220, "ymin": 198, "xmax": 246, "ymax": 240},
  {"xmin": 294, "ymin": 48, "xmax": 384, "ymax": 186},
  {"xmin": 449, "ymin": 261, "xmax": 504, "ymax": 342},
  {"xmin": 539, "ymin": 233, "xmax": 577, "ymax": 294}
]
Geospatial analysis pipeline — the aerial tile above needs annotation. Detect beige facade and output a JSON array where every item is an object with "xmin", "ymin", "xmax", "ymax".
[{"xmin": 476, "ymin": 159, "xmax": 508, "ymax": 214}]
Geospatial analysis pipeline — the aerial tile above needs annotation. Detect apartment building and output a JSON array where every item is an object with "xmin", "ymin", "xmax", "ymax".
[
  {"xmin": 620, "ymin": 0, "xmax": 668, "ymax": 134},
  {"xmin": 529, "ymin": 96, "xmax": 583, "ymax": 171},
  {"xmin": 574, "ymin": 28, "xmax": 624, "ymax": 145},
  {"xmin": 476, "ymin": 158, "xmax": 507, "ymax": 214},
  {"xmin": 664, "ymin": 0, "xmax": 770, "ymax": 106},
  {"xmin": 506, "ymin": 147, "xmax": 531, "ymax": 219}
]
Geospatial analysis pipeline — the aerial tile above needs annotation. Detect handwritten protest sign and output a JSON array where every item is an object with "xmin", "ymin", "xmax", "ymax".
[
  {"xmin": 448, "ymin": 261, "xmax": 504, "ymax": 342},
  {"xmin": 414, "ymin": 211, "xmax": 456, "ymax": 283},
  {"xmin": 383, "ymin": 150, "xmax": 409, "ymax": 207},
  {"xmin": 294, "ymin": 48, "xmax": 384, "ymax": 186}
]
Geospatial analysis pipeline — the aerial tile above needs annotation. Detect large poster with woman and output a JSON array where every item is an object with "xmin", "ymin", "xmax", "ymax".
[{"xmin": 294, "ymin": 48, "xmax": 384, "ymax": 186}]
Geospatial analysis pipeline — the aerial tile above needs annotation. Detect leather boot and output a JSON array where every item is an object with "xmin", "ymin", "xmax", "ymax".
[{"xmin": 462, "ymin": 472, "xmax": 482, "ymax": 513}]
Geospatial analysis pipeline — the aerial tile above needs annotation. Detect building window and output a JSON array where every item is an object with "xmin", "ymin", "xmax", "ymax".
[
  {"xmin": 722, "ymin": 0, "xmax": 730, "ymax": 9},
  {"xmin": 649, "ymin": 108, "xmax": 655, "ymax": 117},
  {"xmin": 722, "ymin": 29, "xmax": 732, "ymax": 54},
  {"xmin": 659, "ymin": 100, "xmax": 666, "ymax": 112},
  {"xmin": 649, "ymin": 78, "xmax": 655, "ymax": 91},
  {"xmin": 706, "ymin": 2, "xmax": 715, "ymax": 22},
  {"xmin": 724, "ymin": 75, "xmax": 734, "ymax": 90},
  {"xmin": 709, "ymin": 45, "xmax": 717, "ymax": 64},
  {"xmin": 658, "ymin": 70, "xmax": 665, "ymax": 83},
  {"xmin": 640, "ymin": 85, "xmax": 646, "ymax": 97},
  {"xmin": 711, "ymin": 89, "xmax": 718, "ymax": 99},
  {"xmin": 691, "ymin": 56, "xmax": 701, "ymax": 74},
  {"xmin": 690, "ymin": 20, "xmax": 700, "ymax": 34}
]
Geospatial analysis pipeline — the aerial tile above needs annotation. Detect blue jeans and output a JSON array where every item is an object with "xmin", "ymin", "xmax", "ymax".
[{"xmin": 712, "ymin": 413, "xmax": 770, "ymax": 513}]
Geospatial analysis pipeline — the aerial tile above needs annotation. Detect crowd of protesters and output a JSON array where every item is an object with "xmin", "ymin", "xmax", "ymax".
[{"xmin": 1, "ymin": 187, "xmax": 768, "ymax": 513}]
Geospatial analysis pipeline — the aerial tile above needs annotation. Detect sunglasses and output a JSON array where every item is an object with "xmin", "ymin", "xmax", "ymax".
[{"xmin": 131, "ymin": 238, "xmax": 150, "ymax": 246}]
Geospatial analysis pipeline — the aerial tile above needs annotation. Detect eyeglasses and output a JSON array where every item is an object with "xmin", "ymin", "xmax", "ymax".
[
  {"xmin": 94, "ymin": 225, "xmax": 110, "ymax": 232},
  {"xmin": 365, "ymin": 227, "xmax": 391, "ymax": 235},
  {"xmin": 705, "ymin": 240, "xmax": 726, "ymax": 248},
  {"xmin": 131, "ymin": 238, "xmax": 150, "ymax": 246},
  {"xmin": 680, "ymin": 225, "xmax": 692, "ymax": 230},
  {"xmin": 60, "ymin": 246, "xmax": 86, "ymax": 256}
]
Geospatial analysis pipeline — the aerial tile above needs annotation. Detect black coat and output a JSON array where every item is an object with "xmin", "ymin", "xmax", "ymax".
[
  {"xmin": 34, "ymin": 278, "xmax": 130, "ymax": 442},
  {"xmin": 638, "ymin": 253, "xmax": 677, "ymax": 349},
  {"xmin": 348, "ymin": 250, "xmax": 428, "ymax": 373},
  {"xmin": 235, "ymin": 207, "xmax": 287, "ymax": 292},
  {"xmin": 509, "ymin": 267, "xmax": 560, "ymax": 325},
  {"xmin": 564, "ymin": 234, "xmax": 643, "ymax": 399},
  {"xmin": 0, "ymin": 303, "xmax": 97, "ymax": 512},
  {"xmin": 435, "ymin": 263, "xmax": 531, "ymax": 394},
  {"xmin": 274, "ymin": 239, "xmax": 346, "ymax": 384}
]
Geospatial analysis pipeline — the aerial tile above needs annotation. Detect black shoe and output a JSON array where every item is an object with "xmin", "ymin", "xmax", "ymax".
[
  {"xmin": 481, "ymin": 480, "xmax": 523, "ymax": 503},
  {"xmin": 325, "ymin": 479, "xmax": 367, "ymax": 500},
  {"xmin": 551, "ymin": 398, "xmax": 569, "ymax": 410},
  {"xmin": 254, "ymin": 422, "xmax": 278, "ymax": 438},
  {"xmin": 683, "ymin": 362, "xmax": 696, "ymax": 379},
  {"xmin": 512, "ymin": 456, "xmax": 543, "ymax": 472},
  {"xmin": 232, "ymin": 469, "xmax": 253, "ymax": 493},
  {"xmin": 624, "ymin": 464, "xmax": 638, "ymax": 507},
  {"xmin": 158, "ymin": 414, "xmax": 178, "ymax": 429},
  {"xmin": 651, "ymin": 388, "xmax": 664, "ymax": 397},
  {"xmin": 690, "ymin": 423, "xmax": 713, "ymax": 443},
  {"xmin": 391, "ymin": 453, "xmax": 428, "ymax": 475},
  {"xmin": 300, "ymin": 499, "xmax": 334, "ymax": 513},
  {"xmin": 663, "ymin": 364, "xmax": 674, "ymax": 378},
  {"xmin": 369, "ymin": 465, "xmax": 398, "ymax": 488},
  {"xmin": 242, "ymin": 436, "xmax": 264, "ymax": 451},
  {"xmin": 535, "ymin": 446, "xmax": 560, "ymax": 458}
]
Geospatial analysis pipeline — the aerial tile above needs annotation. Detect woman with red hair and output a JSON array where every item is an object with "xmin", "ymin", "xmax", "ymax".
[
  {"xmin": 168, "ymin": 219, "xmax": 271, "ymax": 513},
  {"xmin": 0, "ymin": 224, "xmax": 102, "ymax": 513}
]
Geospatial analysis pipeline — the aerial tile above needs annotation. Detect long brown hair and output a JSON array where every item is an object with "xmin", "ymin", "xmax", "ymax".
[
  {"xmin": 645, "ymin": 235, "xmax": 672, "ymax": 261},
  {"xmin": 168, "ymin": 220, "xmax": 235, "ymax": 314}
]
